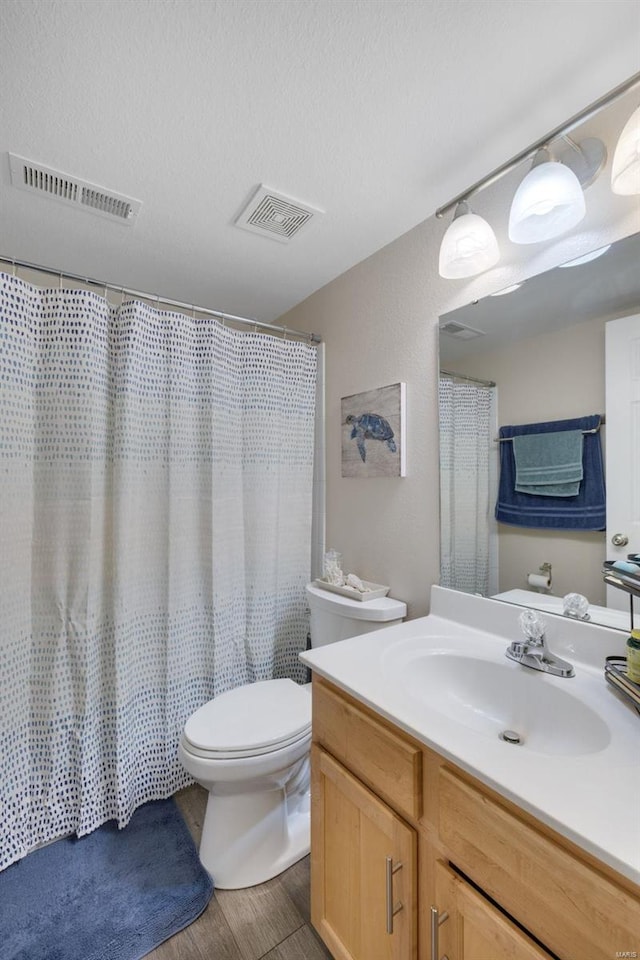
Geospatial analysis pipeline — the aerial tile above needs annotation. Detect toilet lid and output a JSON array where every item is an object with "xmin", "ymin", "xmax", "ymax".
[{"xmin": 183, "ymin": 678, "xmax": 311, "ymax": 757}]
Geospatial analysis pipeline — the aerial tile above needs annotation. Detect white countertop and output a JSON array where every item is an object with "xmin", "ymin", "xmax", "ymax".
[{"xmin": 301, "ymin": 586, "xmax": 640, "ymax": 886}]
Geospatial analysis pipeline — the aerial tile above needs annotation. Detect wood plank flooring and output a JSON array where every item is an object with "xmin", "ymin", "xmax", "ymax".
[{"xmin": 146, "ymin": 785, "xmax": 333, "ymax": 960}]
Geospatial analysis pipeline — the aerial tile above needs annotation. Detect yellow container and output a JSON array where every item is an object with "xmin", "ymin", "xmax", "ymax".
[{"xmin": 626, "ymin": 628, "xmax": 640, "ymax": 684}]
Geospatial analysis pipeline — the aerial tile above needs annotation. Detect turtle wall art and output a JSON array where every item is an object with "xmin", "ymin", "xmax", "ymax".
[{"xmin": 341, "ymin": 382, "xmax": 406, "ymax": 478}]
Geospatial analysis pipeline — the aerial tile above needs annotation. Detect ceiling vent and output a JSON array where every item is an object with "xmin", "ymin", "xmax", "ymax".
[
  {"xmin": 8, "ymin": 153, "xmax": 142, "ymax": 224},
  {"xmin": 439, "ymin": 320, "xmax": 486, "ymax": 340},
  {"xmin": 235, "ymin": 185, "xmax": 323, "ymax": 242}
]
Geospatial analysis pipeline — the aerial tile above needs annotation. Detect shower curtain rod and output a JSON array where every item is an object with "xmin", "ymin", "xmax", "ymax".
[
  {"xmin": 440, "ymin": 369, "xmax": 496, "ymax": 388},
  {"xmin": 0, "ymin": 255, "xmax": 322, "ymax": 344}
]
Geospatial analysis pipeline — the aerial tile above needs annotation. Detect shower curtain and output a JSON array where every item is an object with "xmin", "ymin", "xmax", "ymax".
[
  {"xmin": 439, "ymin": 376, "xmax": 496, "ymax": 596},
  {"xmin": 0, "ymin": 273, "xmax": 317, "ymax": 871}
]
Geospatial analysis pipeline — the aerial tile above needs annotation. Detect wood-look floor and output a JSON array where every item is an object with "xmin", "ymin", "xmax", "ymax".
[{"xmin": 147, "ymin": 785, "xmax": 333, "ymax": 960}]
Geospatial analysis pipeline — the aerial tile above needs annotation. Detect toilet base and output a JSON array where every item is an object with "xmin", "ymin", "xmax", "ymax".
[{"xmin": 199, "ymin": 779, "xmax": 310, "ymax": 889}]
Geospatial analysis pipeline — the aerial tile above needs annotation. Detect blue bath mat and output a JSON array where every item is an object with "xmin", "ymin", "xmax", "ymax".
[{"xmin": 0, "ymin": 798, "xmax": 214, "ymax": 960}]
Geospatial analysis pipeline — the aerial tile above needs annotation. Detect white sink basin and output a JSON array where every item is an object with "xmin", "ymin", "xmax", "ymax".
[
  {"xmin": 381, "ymin": 644, "xmax": 611, "ymax": 756},
  {"xmin": 301, "ymin": 589, "xmax": 640, "ymax": 885}
]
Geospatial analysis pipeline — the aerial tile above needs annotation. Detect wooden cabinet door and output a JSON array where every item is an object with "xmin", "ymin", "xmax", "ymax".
[
  {"xmin": 311, "ymin": 744, "xmax": 417, "ymax": 960},
  {"xmin": 439, "ymin": 767, "xmax": 640, "ymax": 958},
  {"xmin": 435, "ymin": 860, "xmax": 553, "ymax": 960}
]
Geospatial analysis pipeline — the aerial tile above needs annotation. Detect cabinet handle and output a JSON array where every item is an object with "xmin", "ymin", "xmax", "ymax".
[
  {"xmin": 385, "ymin": 856, "xmax": 404, "ymax": 934},
  {"xmin": 430, "ymin": 905, "xmax": 450, "ymax": 960}
]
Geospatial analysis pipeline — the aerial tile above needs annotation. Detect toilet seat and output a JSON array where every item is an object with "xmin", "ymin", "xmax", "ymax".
[{"xmin": 182, "ymin": 678, "xmax": 311, "ymax": 760}]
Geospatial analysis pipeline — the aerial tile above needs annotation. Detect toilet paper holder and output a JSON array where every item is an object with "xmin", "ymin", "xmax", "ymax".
[{"xmin": 527, "ymin": 562, "xmax": 552, "ymax": 592}]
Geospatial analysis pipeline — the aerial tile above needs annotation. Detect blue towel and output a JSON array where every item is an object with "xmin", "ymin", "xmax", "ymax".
[
  {"xmin": 512, "ymin": 429, "xmax": 583, "ymax": 496},
  {"xmin": 495, "ymin": 415, "xmax": 605, "ymax": 530}
]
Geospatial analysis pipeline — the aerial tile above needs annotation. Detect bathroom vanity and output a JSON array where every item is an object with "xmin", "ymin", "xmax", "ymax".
[{"xmin": 301, "ymin": 587, "xmax": 640, "ymax": 960}]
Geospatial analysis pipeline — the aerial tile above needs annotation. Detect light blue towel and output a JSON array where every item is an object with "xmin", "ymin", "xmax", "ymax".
[{"xmin": 513, "ymin": 429, "xmax": 584, "ymax": 497}]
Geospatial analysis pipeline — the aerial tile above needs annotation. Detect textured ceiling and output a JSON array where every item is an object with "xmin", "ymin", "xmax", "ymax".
[{"xmin": 1, "ymin": 0, "xmax": 639, "ymax": 321}]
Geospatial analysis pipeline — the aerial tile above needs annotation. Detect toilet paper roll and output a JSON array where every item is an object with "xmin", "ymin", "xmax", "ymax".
[{"xmin": 527, "ymin": 572, "xmax": 551, "ymax": 590}]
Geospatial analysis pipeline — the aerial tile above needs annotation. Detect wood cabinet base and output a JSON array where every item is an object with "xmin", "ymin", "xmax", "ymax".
[{"xmin": 310, "ymin": 677, "xmax": 640, "ymax": 960}]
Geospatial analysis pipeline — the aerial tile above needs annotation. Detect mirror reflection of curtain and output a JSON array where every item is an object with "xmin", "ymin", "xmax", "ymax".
[{"xmin": 439, "ymin": 376, "xmax": 497, "ymax": 596}]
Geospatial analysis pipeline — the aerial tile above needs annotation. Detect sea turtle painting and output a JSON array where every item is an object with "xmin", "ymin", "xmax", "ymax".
[
  {"xmin": 346, "ymin": 413, "xmax": 397, "ymax": 463},
  {"xmin": 341, "ymin": 383, "xmax": 405, "ymax": 478}
]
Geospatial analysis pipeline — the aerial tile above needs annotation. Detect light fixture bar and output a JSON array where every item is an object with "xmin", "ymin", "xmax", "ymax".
[{"xmin": 435, "ymin": 70, "xmax": 640, "ymax": 219}]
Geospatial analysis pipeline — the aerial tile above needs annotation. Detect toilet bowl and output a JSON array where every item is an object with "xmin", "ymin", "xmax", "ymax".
[
  {"xmin": 178, "ymin": 582, "xmax": 406, "ymax": 889},
  {"xmin": 178, "ymin": 678, "xmax": 312, "ymax": 889}
]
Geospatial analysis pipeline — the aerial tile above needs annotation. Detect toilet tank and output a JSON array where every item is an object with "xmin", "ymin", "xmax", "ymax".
[{"xmin": 305, "ymin": 582, "xmax": 406, "ymax": 647}]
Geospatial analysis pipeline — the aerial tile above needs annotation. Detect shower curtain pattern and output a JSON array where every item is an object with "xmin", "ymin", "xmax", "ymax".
[
  {"xmin": 439, "ymin": 377, "xmax": 494, "ymax": 596},
  {"xmin": 0, "ymin": 273, "xmax": 317, "ymax": 871}
]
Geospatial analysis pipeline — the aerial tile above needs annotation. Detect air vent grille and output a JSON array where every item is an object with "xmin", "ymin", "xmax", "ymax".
[
  {"xmin": 439, "ymin": 320, "xmax": 485, "ymax": 340},
  {"xmin": 9, "ymin": 153, "xmax": 141, "ymax": 224},
  {"xmin": 23, "ymin": 164, "xmax": 79, "ymax": 201},
  {"xmin": 80, "ymin": 187, "xmax": 133, "ymax": 219},
  {"xmin": 236, "ymin": 185, "xmax": 323, "ymax": 242}
]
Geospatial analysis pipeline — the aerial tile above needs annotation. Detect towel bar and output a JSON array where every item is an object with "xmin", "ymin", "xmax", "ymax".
[{"xmin": 494, "ymin": 416, "xmax": 605, "ymax": 442}]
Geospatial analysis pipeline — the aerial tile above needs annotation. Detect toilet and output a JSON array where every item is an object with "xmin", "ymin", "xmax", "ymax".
[{"xmin": 178, "ymin": 581, "xmax": 406, "ymax": 888}]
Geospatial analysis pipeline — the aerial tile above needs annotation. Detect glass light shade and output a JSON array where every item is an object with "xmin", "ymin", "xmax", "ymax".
[
  {"xmin": 490, "ymin": 283, "xmax": 522, "ymax": 296},
  {"xmin": 558, "ymin": 244, "xmax": 611, "ymax": 268},
  {"xmin": 438, "ymin": 211, "xmax": 499, "ymax": 279},
  {"xmin": 611, "ymin": 104, "xmax": 640, "ymax": 195},
  {"xmin": 508, "ymin": 160, "xmax": 585, "ymax": 244}
]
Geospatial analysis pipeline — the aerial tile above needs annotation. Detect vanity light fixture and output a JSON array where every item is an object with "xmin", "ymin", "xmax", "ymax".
[
  {"xmin": 611, "ymin": 103, "xmax": 640, "ymax": 195},
  {"xmin": 438, "ymin": 200, "xmax": 500, "ymax": 279},
  {"xmin": 509, "ymin": 136, "xmax": 607, "ymax": 244},
  {"xmin": 508, "ymin": 147, "xmax": 586, "ymax": 244},
  {"xmin": 435, "ymin": 71, "xmax": 640, "ymax": 277}
]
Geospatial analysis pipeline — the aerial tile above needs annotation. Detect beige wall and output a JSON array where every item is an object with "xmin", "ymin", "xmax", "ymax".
[
  {"xmin": 451, "ymin": 315, "xmax": 608, "ymax": 603},
  {"xmin": 282, "ymin": 223, "xmax": 440, "ymax": 618},
  {"xmin": 279, "ymin": 159, "xmax": 639, "ymax": 620}
]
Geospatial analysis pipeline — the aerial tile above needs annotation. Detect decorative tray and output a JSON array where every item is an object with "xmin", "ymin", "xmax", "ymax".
[{"xmin": 314, "ymin": 578, "xmax": 390, "ymax": 602}]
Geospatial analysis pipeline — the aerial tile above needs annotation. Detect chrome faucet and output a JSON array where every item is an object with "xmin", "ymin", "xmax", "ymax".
[{"xmin": 506, "ymin": 610, "xmax": 575, "ymax": 678}]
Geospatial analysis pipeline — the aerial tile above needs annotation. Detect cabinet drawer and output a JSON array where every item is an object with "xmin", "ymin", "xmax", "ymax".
[
  {"xmin": 439, "ymin": 766, "xmax": 640, "ymax": 960},
  {"xmin": 313, "ymin": 679, "xmax": 422, "ymax": 821},
  {"xmin": 435, "ymin": 859, "xmax": 553, "ymax": 959}
]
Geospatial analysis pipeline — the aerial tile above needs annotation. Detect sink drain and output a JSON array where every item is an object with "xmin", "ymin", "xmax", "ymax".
[{"xmin": 499, "ymin": 729, "xmax": 523, "ymax": 745}]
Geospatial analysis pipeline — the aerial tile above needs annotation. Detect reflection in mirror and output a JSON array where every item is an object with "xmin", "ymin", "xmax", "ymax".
[{"xmin": 439, "ymin": 231, "xmax": 640, "ymax": 631}]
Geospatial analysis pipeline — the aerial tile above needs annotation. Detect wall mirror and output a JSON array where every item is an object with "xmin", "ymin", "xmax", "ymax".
[{"xmin": 438, "ymin": 230, "xmax": 640, "ymax": 630}]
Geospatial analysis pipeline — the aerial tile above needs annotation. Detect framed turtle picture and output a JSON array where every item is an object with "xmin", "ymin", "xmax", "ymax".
[{"xmin": 341, "ymin": 382, "xmax": 406, "ymax": 478}]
